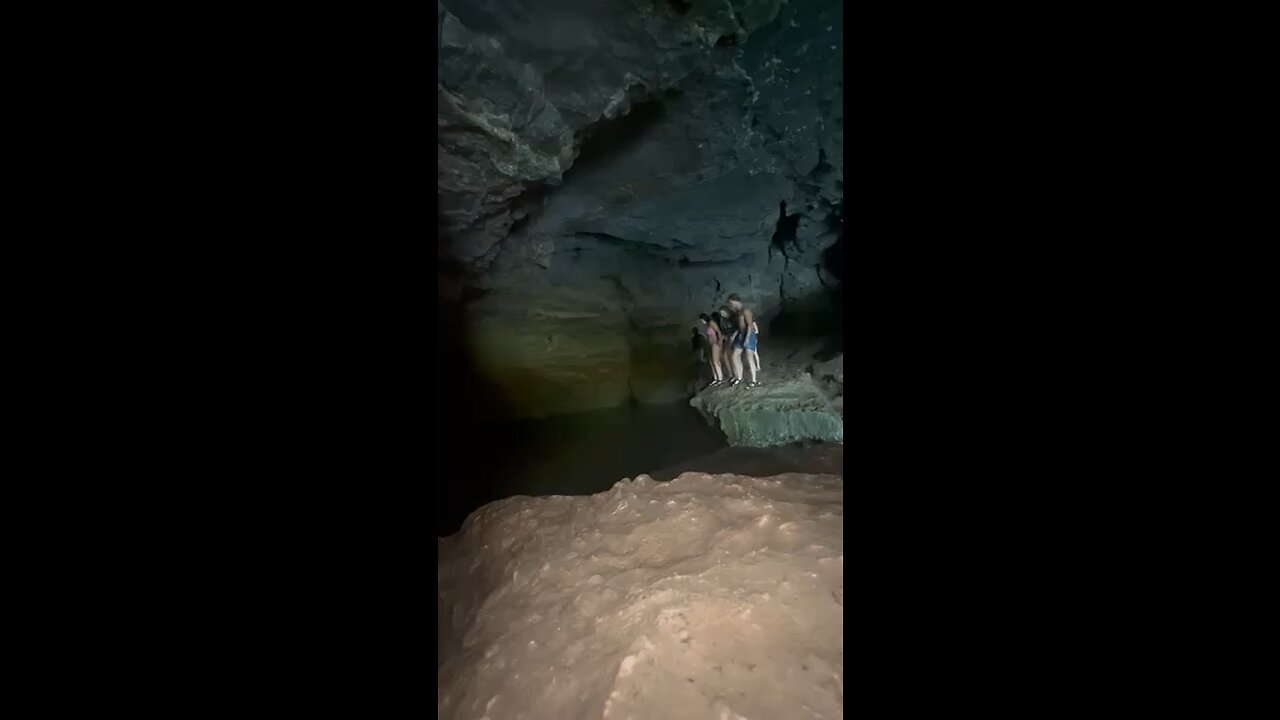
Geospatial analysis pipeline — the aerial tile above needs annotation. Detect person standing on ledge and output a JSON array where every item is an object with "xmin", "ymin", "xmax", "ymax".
[
  {"xmin": 689, "ymin": 325, "xmax": 706, "ymax": 391},
  {"xmin": 699, "ymin": 313, "xmax": 726, "ymax": 387},
  {"xmin": 727, "ymin": 294, "xmax": 761, "ymax": 388},
  {"xmin": 716, "ymin": 307, "xmax": 735, "ymax": 381}
]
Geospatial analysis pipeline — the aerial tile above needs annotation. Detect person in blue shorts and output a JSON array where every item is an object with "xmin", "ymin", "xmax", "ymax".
[{"xmin": 727, "ymin": 294, "xmax": 761, "ymax": 388}]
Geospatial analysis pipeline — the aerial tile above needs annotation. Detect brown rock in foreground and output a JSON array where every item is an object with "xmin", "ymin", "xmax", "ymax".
[{"xmin": 439, "ymin": 471, "xmax": 843, "ymax": 720}]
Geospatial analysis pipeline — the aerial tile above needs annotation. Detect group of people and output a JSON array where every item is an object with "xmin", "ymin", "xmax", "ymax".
[{"xmin": 694, "ymin": 294, "xmax": 761, "ymax": 389}]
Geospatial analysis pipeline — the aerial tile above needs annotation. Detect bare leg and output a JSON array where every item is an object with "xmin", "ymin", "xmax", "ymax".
[
  {"xmin": 747, "ymin": 350, "xmax": 759, "ymax": 383},
  {"xmin": 709, "ymin": 345, "xmax": 723, "ymax": 381},
  {"xmin": 731, "ymin": 348, "xmax": 744, "ymax": 381}
]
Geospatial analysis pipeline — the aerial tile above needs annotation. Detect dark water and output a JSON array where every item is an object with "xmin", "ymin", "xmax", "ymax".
[
  {"xmin": 647, "ymin": 442, "xmax": 843, "ymax": 481},
  {"xmin": 437, "ymin": 403, "xmax": 727, "ymax": 536},
  {"xmin": 436, "ymin": 400, "xmax": 845, "ymax": 537},
  {"xmin": 499, "ymin": 404, "xmax": 729, "ymax": 495}
]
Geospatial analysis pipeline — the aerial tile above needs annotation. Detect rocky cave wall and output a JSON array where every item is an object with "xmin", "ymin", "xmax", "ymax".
[{"xmin": 439, "ymin": 0, "xmax": 843, "ymax": 418}]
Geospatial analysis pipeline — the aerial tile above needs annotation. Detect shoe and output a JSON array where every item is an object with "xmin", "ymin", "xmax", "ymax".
[
  {"xmin": 709, "ymin": 380, "xmax": 722, "ymax": 387},
  {"xmin": 746, "ymin": 381, "xmax": 759, "ymax": 388}
]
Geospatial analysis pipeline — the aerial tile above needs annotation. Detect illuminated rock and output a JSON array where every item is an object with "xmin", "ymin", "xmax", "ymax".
[{"xmin": 438, "ymin": 471, "xmax": 843, "ymax": 719}]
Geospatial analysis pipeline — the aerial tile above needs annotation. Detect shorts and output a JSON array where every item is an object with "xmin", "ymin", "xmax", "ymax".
[{"xmin": 733, "ymin": 331, "xmax": 758, "ymax": 352}]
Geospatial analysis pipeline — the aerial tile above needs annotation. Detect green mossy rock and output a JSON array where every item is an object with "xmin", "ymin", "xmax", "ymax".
[{"xmin": 690, "ymin": 368, "xmax": 842, "ymax": 447}]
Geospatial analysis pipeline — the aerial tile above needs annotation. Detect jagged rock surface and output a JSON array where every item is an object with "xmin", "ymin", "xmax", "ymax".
[
  {"xmin": 440, "ymin": 0, "xmax": 843, "ymax": 417},
  {"xmin": 438, "ymin": 471, "xmax": 844, "ymax": 720},
  {"xmin": 690, "ymin": 364, "xmax": 842, "ymax": 447},
  {"xmin": 810, "ymin": 353, "xmax": 844, "ymax": 414}
]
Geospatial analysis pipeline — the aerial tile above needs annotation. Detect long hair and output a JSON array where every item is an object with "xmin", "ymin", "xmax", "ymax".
[{"xmin": 716, "ymin": 307, "xmax": 733, "ymax": 332}]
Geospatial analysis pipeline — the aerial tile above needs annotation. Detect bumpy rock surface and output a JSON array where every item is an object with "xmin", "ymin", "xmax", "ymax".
[
  {"xmin": 809, "ymin": 352, "xmax": 844, "ymax": 414},
  {"xmin": 438, "ymin": 471, "xmax": 844, "ymax": 720},
  {"xmin": 690, "ymin": 362, "xmax": 843, "ymax": 447},
  {"xmin": 439, "ymin": 0, "xmax": 843, "ymax": 417}
]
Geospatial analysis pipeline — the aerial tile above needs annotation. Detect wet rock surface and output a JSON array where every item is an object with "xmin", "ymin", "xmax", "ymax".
[
  {"xmin": 809, "ymin": 353, "xmax": 844, "ymax": 414},
  {"xmin": 690, "ymin": 362, "xmax": 843, "ymax": 447}
]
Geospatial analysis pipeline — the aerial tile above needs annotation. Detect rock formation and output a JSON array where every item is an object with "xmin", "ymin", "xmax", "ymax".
[
  {"xmin": 439, "ymin": 0, "xmax": 843, "ymax": 418},
  {"xmin": 690, "ymin": 355, "xmax": 843, "ymax": 446},
  {"xmin": 438, "ymin": 470, "xmax": 844, "ymax": 719}
]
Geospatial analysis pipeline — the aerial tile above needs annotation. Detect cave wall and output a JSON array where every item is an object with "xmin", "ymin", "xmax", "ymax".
[{"xmin": 439, "ymin": 0, "xmax": 843, "ymax": 418}]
